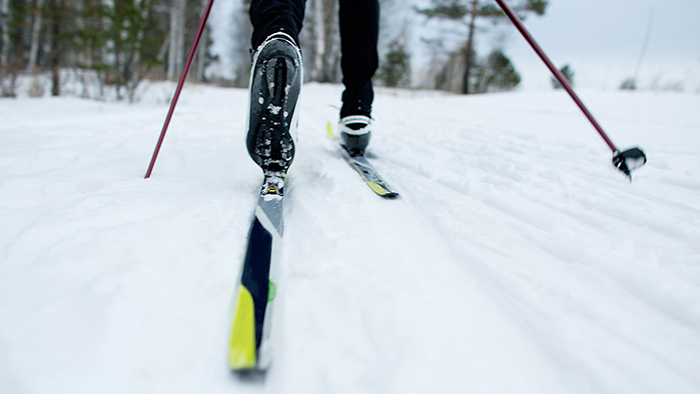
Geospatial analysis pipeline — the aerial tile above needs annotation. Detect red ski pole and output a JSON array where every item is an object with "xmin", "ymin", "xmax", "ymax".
[
  {"xmin": 494, "ymin": 0, "xmax": 646, "ymax": 178},
  {"xmin": 145, "ymin": 0, "xmax": 216, "ymax": 179}
]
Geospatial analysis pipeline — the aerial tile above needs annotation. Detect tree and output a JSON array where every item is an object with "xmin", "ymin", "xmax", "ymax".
[
  {"xmin": 551, "ymin": 63, "xmax": 574, "ymax": 90},
  {"xmin": 167, "ymin": 0, "xmax": 185, "ymax": 81},
  {"xmin": 109, "ymin": 0, "xmax": 165, "ymax": 101},
  {"xmin": 0, "ymin": 0, "xmax": 15, "ymax": 96},
  {"xmin": 193, "ymin": 0, "xmax": 214, "ymax": 83},
  {"xmin": 474, "ymin": 49, "xmax": 520, "ymax": 93},
  {"xmin": 0, "ymin": 0, "xmax": 8, "ymax": 67},
  {"xmin": 619, "ymin": 77, "xmax": 636, "ymax": 91},
  {"xmin": 416, "ymin": 0, "xmax": 548, "ymax": 94},
  {"xmin": 302, "ymin": 0, "xmax": 341, "ymax": 83},
  {"xmin": 26, "ymin": 0, "xmax": 46, "ymax": 96},
  {"xmin": 0, "ymin": 0, "xmax": 38, "ymax": 96},
  {"xmin": 231, "ymin": 0, "xmax": 252, "ymax": 87},
  {"xmin": 0, "ymin": 0, "xmax": 207, "ymax": 100},
  {"xmin": 26, "ymin": 0, "xmax": 45, "ymax": 75},
  {"xmin": 377, "ymin": 39, "xmax": 411, "ymax": 88},
  {"xmin": 48, "ymin": 0, "xmax": 63, "ymax": 96},
  {"xmin": 63, "ymin": 0, "xmax": 167, "ymax": 101}
]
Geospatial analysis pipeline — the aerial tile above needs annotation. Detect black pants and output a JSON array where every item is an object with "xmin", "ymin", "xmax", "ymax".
[{"xmin": 249, "ymin": 0, "xmax": 379, "ymax": 117}]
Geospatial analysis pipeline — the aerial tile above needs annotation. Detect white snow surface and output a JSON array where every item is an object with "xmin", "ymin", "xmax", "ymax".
[{"xmin": 1, "ymin": 83, "xmax": 700, "ymax": 394}]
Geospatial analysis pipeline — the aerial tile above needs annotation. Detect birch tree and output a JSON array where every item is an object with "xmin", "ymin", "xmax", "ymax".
[
  {"xmin": 231, "ymin": 0, "xmax": 252, "ymax": 87},
  {"xmin": 27, "ymin": 0, "xmax": 46, "ymax": 74},
  {"xmin": 303, "ymin": 0, "xmax": 340, "ymax": 83},
  {"xmin": 167, "ymin": 0, "xmax": 185, "ymax": 80},
  {"xmin": 193, "ymin": 0, "xmax": 208, "ymax": 82}
]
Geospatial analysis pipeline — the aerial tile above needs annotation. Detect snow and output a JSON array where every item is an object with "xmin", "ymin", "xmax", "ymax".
[{"xmin": 1, "ymin": 82, "xmax": 700, "ymax": 394}]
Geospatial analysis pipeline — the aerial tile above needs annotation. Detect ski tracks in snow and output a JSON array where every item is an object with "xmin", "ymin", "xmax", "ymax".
[
  {"xmin": 275, "ymin": 85, "xmax": 700, "ymax": 393},
  {"xmin": 385, "ymin": 90, "xmax": 700, "ymax": 393},
  {"xmin": 2, "ymin": 83, "xmax": 700, "ymax": 394}
]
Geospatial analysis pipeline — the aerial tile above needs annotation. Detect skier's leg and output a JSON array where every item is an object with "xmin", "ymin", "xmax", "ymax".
[
  {"xmin": 337, "ymin": 0, "xmax": 379, "ymax": 156},
  {"xmin": 249, "ymin": 0, "xmax": 307, "ymax": 48},
  {"xmin": 247, "ymin": 1, "xmax": 305, "ymax": 173},
  {"xmin": 338, "ymin": 0, "xmax": 379, "ymax": 118}
]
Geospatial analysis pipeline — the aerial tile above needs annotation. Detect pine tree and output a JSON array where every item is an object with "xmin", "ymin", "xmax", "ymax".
[
  {"xmin": 377, "ymin": 39, "xmax": 411, "ymax": 88},
  {"xmin": 551, "ymin": 64, "xmax": 574, "ymax": 89},
  {"xmin": 474, "ymin": 49, "xmax": 521, "ymax": 93},
  {"xmin": 619, "ymin": 78, "xmax": 636, "ymax": 91}
]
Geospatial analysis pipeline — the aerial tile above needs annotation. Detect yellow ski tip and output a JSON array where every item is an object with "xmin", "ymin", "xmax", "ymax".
[
  {"xmin": 229, "ymin": 286, "xmax": 257, "ymax": 370},
  {"xmin": 367, "ymin": 181, "xmax": 391, "ymax": 196},
  {"xmin": 326, "ymin": 121, "xmax": 336, "ymax": 141}
]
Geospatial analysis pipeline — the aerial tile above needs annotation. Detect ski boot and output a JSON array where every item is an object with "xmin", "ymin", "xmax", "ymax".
[
  {"xmin": 247, "ymin": 32, "xmax": 303, "ymax": 188},
  {"xmin": 338, "ymin": 115, "xmax": 372, "ymax": 157}
]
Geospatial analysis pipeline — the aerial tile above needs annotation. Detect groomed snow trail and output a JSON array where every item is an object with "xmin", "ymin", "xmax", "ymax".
[{"xmin": 1, "ymin": 83, "xmax": 699, "ymax": 394}]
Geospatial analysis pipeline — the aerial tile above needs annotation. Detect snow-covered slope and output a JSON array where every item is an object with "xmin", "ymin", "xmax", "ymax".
[{"xmin": 1, "ymin": 83, "xmax": 699, "ymax": 394}]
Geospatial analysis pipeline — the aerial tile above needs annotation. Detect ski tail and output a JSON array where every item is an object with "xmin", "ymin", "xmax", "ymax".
[
  {"xmin": 229, "ymin": 284, "xmax": 258, "ymax": 369},
  {"xmin": 229, "ymin": 176, "xmax": 284, "ymax": 371}
]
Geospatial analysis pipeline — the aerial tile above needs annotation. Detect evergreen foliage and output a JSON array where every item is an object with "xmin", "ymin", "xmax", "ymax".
[
  {"xmin": 551, "ymin": 64, "xmax": 574, "ymax": 89},
  {"xmin": 474, "ymin": 49, "xmax": 521, "ymax": 93},
  {"xmin": 377, "ymin": 39, "xmax": 411, "ymax": 88},
  {"xmin": 619, "ymin": 77, "xmax": 637, "ymax": 90}
]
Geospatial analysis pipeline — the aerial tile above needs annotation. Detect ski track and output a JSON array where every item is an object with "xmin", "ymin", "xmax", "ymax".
[{"xmin": 1, "ymin": 83, "xmax": 700, "ymax": 394}]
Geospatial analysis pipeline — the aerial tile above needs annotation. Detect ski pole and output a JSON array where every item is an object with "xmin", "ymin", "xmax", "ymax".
[
  {"xmin": 145, "ymin": 0, "xmax": 216, "ymax": 179},
  {"xmin": 494, "ymin": 0, "xmax": 646, "ymax": 178}
]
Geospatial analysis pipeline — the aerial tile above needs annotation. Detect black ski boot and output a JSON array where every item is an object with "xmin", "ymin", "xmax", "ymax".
[
  {"xmin": 247, "ymin": 32, "xmax": 303, "ymax": 178},
  {"xmin": 338, "ymin": 115, "xmax": 372, "ymax": 157}
]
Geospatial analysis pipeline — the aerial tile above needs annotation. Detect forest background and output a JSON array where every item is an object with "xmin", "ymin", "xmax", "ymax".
[{"xmin": 1, "ymin": 0, "xmax": 699, "ymax": 101}]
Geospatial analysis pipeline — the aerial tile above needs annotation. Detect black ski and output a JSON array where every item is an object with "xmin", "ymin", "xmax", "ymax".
[
  {"xmin": 228, "ymin": 32, "xmax": 302, "ymax": 372},
  {"xmin": 228, "ymin": 173, "xmax": 284, "ymax": 371}
]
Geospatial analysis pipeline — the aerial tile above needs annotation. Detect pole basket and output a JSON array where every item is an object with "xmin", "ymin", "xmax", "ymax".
[
  {"xmin": 494, "ymin": 0, "xmax": 648, "ymax": 181},
  {"xmin": 613, "ymin": 148, "xmax": 647, "ymax": 179}
]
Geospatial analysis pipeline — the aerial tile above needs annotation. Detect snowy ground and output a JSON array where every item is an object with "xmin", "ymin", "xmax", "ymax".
[{"xmin": 1, "ymin": 82, "xmax": 699, "ymax": 394}]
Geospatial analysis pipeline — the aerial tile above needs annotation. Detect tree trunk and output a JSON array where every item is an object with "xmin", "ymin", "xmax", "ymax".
[
  {"xmin": 1, "ymin": 0, "xmax": 10, "ymax": 70},
  {"xmin": 167, "ymin": 0, "xmax": 186, "ymax": 80},
  {"xmin": 323, "ymin": 0, "xmax": 340, "ymax": 83},
  {"xmin": 0, "ymin": 0, "xmax": 11, "ymax": 96},
  {"xmin": 312, "ymin": 0, "xmax": 324, "ymax": 81},
  {"xmin": 126, "ymin": 0, "xmax": 151, "ymax": 102},
  {"xmin": 462, "ymin": 0, "xmax": 478, "ymax": 94},
  {"xmin": 27, "ymin": 0, "xmax": 46, "ymax": 74},
  {"xmin": 49, "ymin": 0, "xmax": 61, "ymax": 96},
  {"xmin": 194, "ymin": 0, "xmax": 208, "ymax": 83}
]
